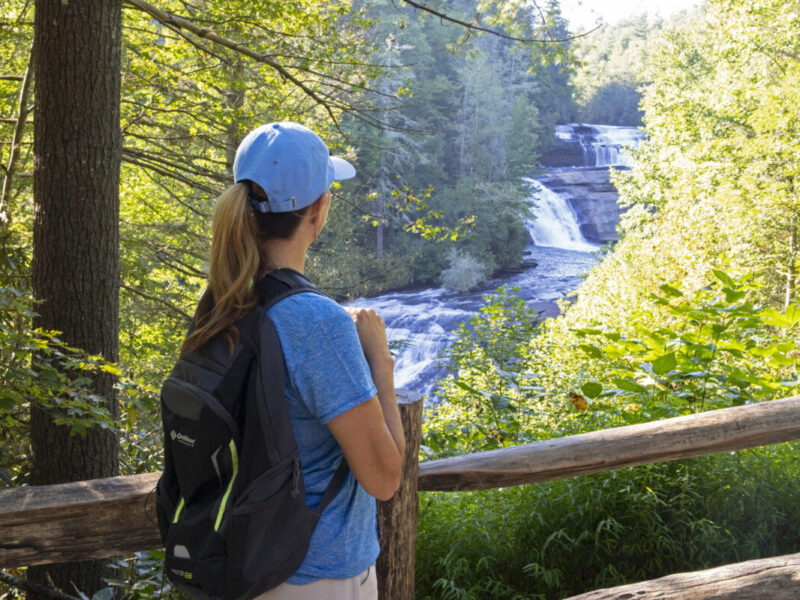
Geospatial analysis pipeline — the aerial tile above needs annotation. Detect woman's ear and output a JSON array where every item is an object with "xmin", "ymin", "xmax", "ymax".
[
  {"xmin": 308, "ymin": 191, "xmax": 331, "ymax": 237},
  {"xmin": 310, "ymin": 191, "xmax": 331, "ymax": 221}
]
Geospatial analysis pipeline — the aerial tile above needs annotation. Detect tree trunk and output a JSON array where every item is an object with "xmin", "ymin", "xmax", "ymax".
[
  {"xmin": 0, "ymin": 41, "xmax": 33, "ymax": 229},
  {"xmin": 224, "ymin": 61, "xmax": 245, "ymax": 176},
  {"xmin": 28, "ymin": 0, "xmax": 122, "ymax": 597},
  {"xmin": 377, "ymin": 144, "xmax": 386, "ymax": 259},
  {"xmin": 786, "ymin": 217, "xmax": 796, "ymax": 309}
]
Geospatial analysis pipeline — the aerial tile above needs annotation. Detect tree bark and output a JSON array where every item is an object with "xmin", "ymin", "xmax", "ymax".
[
  {"xmin": 786, "ymin": 216, "xmax": 796, "ymax": 309},
  {"xmin": 377, "ymin": 393, "xmax": 423, "ymax": 600},
  {"xmin": 28, "ymin": 0, "xmax": 122, "ymax": 597}
]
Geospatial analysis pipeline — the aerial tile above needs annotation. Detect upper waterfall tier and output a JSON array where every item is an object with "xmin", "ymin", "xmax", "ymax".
[{"xmin": 542, "ymin": 123, "xmax": 646, "ymax": 168}]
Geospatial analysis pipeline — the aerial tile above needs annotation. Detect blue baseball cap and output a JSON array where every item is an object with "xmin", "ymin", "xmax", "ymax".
[{"xmin": 233, "ymin": 122, "xmax": 356, "ymax": 213}]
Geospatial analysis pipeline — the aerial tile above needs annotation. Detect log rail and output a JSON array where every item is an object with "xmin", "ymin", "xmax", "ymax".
[
  {"xmin": 564, "ymin": 552, "xmax": 800, "ymax": 600},
  {"xmin": 2, "ymin": 396, "xmax": 800, "ymax": 598},
  {"xmin": 418, "ymin": 395, "xmax": 800, "ymax": 491}
]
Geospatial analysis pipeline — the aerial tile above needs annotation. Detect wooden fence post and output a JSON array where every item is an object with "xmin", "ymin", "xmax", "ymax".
[{"xmin": 377, "ymin": 392, "xmax": 423, "ymax": 600}]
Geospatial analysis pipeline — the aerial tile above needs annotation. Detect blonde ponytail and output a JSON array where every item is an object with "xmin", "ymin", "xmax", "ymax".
[{"xmin": 181, "ymin": 183, "xmax": 264, "ymax": 356}]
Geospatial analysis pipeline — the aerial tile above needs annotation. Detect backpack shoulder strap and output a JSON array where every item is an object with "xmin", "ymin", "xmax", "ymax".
[
  {"xmin": 315, "ymin": 458, "xmax": 349, "ymax": 514},
  {"xmin": 254, "ymin": 268, "xmax": 328, "ymax": 311},
  {"xmin": 235, "ymin": 269, "xmax": 324, "ymax": 352},
  {"xmin": 253, "ymin": 269, "xmax": 351, "ymax": 506}
]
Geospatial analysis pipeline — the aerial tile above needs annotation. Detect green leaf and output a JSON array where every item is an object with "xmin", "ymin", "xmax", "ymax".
[
  {"xmin": 492, "ymin": 394, "xmax": 511, "ymax": 410},
  {"xmin": 613, "ymin": 378, "xmax": 647, "ymax": 393},
  {"xmin": 454, "ymin": 380, "xmax": 486, "ymax": 397},
  {"xmin": 785, "ymin": 304, "xmax": 800, "ymax": 327},
  {"xmin": 712, "ymin": 270, "xmax": 736, "ymax": 288},
  {"xmin": 581, "ymin": 382, "xmax": 603, "ymax": 399},
  {"xmin": 91, "ymin": 589, "xmax": 114, "ymax": 600},
  {"xmin": 572, "ymin": 328, "xmax": 604, "ymax": 336},
  {"xmin": 652, "ymin": 352, "xmax": 677, "ymax": 375},
  {"xmin": 579, "ymin": 344, "xmax": 603, "ymax": 359},
  {"xmin": 723, "ymin": 288, "xmax": 746, "ymax": 303},
  {"xmin": 759, "ymin": 308, "xmax": 789, "ymax": 327},
  {"xmin": 659, "ymin": 284, "xmax": 683, "ymax": 297}
]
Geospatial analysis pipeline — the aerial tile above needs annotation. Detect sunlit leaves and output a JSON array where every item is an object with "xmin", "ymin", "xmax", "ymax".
[
  {"xmin": 581, "ymin": 382, "xmax": 603, "ymax": 399},
  {"xmin": 423, "ymin": 286, "xmax": 542, "ymax": 457},
  {"xmin": 573, "ymin": 273, "xmax": 800, "ymax": 416},
  {"xmin": 652, "ymin": 352, "xmax": 677, "ymax": 375}
]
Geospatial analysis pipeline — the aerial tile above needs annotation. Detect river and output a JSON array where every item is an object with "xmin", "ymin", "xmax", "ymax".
[{"xmin": 350, "ymin": 124, "xmax": 643, "ymax": 397}]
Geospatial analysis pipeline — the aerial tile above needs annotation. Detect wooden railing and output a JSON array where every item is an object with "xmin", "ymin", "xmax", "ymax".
[
  {"xmin": 418, "ymin": 396, "xmax": 800, "ymax": 491},
  {"xmin": 2, "ymin": 395, "xmax": 800, "ymax": 599}
]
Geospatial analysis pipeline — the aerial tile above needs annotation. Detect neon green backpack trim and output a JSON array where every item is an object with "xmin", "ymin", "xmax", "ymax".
[{"xmin": 214, "ymin": 440, "xmax": 239, "ymax": 531}]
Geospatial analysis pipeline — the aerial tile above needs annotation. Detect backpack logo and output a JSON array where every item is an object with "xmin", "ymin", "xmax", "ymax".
[
  {"xmin": 170, "ymin": 568, "xmax": 193, "ymax": 581},
  {"xmin": 170, "ymin": 430, "xmax": 197, "ymax": 448}
]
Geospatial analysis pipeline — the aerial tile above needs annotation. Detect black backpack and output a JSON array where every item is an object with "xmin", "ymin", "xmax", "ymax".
[{"xmin": 155, "ymin": 269, "xmax": 349, "ymax": 600}]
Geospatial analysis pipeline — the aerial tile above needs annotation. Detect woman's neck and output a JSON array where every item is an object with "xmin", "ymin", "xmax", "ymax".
[{"xmin": 262, "ymin": 236, "xmax": 309, "ymax": 273}]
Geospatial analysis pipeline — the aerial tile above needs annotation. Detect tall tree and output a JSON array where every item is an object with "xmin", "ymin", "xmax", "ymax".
[{"xmin": 28, "ymin": 0, "xmax": 122, "ymax": 596}]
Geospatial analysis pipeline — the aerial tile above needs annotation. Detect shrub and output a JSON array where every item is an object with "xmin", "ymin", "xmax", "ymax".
[{"xmin": 440, "ymin": 250, "xmax": 491, "ymax": 292}]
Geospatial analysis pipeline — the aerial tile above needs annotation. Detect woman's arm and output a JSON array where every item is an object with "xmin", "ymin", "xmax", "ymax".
[{"xmin": 327, "ymin": 308, "xmax": 406, "ymax": 501}]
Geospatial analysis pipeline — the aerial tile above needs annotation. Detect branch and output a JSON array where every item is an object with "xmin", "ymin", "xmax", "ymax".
[
  {"xmin": 160, "ymin": 18, "xmax": 234, "ymax": 65},
  {"xmin": 122, "ymin": 149, "xmax": 222, "ymax": 195},
  {"xmin": 399, "ymin": 0, "xmax": 599, "ymax": 43},
  {"xmin": 122, "ymin": 146, "xmax": 226, "ymax": 182},
  {"xmin": 121, "ymin": 283, "xmax": 193, "ymax": 321},
  {"xmin": 137, "ymin": 169, "xmax": 210, "ymax": 219},
  {"xmin": 0, "ymin": 570, "xmax": 80, "ymax": 600},
  {"xmin": 146, "ymin": 241, "xmax": 207, "ymax": 278},
  {"xmin": 120, "ymin": 98, "xmax": 227, "ymax": 134},
  {"xmin": 0, "ymin": 40, "xmax": 34, "ymax": 229},
  {"xmin": 122, "ymin": 0, "xmax": 344, "ymax": 130}
]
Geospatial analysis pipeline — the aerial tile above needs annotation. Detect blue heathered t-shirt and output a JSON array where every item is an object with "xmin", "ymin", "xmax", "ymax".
[{"xmin": 266, "ymin": 291, "xmax": 380, "ymax": 584}]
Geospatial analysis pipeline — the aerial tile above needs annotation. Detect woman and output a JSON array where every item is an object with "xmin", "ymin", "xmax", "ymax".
[{"xmin": 182, "ymin": 122, "xmax": 405, "ymax": 599}]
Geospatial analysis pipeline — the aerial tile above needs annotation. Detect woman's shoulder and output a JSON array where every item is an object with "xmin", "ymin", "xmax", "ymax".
[{"xmin": 266, "ymin": 291, "xmax": 351, "ymax": 332}]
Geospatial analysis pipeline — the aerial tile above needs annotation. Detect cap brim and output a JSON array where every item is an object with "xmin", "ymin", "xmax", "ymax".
[{"xmin": 330, "ymin": 156, "xmax": 356, "ymax": 181}]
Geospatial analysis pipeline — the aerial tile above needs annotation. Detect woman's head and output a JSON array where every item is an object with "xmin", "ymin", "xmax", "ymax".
[
  {"xmin": 181, "ymin": 122, "xmax": 354, "ymax": 355},
  {"xmin": 233, "ymin": 121, "xmax": 354, "ymax": 213}
]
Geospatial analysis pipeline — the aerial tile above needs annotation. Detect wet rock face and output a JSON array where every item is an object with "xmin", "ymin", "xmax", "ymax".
[
  {"xmin": 538, "ymin": 141, "xmax": 586, "ymax": 168},
  {"xmin": 538, "ymin": 167, "xmax": 624, "ymax": 244},
  {"xmin": 535, "ymin": 124, "xmax": 645, "ymax": 244}
]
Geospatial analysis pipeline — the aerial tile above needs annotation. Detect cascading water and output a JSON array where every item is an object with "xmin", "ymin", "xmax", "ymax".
[
  {"xmin": 555, "ymin": 123, "xmax": 645, "ymax": 167},
  {"xmin": 347, "ymin": 245, "xmax": 597, "ymax": 397},
  {"xmin": 349, "ymin": 124, "xmax": 643, "ymax": 397},
  {"xmin": 524, "ymin": 178, "xmax": 597, "ymax": 252}
]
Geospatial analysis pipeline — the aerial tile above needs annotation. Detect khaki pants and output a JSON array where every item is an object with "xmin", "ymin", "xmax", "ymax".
[{"xmin": 255, "ymin": 565, "xmax": 377, "ymax": 600}]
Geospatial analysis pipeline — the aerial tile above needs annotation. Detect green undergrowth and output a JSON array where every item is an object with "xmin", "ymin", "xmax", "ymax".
[
  {"xmin": 415, "ymin": 443, "xmax": 800, "ymax": 599},
  {"xmin": 415, "ymin": 272, "xmax": 800, "ymax": 599}
]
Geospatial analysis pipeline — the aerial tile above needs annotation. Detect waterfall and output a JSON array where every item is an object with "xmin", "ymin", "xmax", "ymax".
[
  {"xmin": 524, "ymin": 178, "xmax": 597, "ymax": 252},
  {"xmin": 346, "ymin": 124, "xmax": 632, "ymax": 396},
  {"xmin": 555, "ymin": 123, "xmax": 645, "ymax": 167}
]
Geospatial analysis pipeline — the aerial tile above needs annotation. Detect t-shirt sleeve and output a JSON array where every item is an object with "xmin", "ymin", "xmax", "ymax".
[{"xmin": 273, "ymin": 296, "xmax": 377, "ymax": 424}]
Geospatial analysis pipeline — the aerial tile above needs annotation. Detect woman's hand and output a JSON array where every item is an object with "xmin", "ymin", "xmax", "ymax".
[{"xmin": 345, "ymin": 307, "xmax": 393, "ymax": 371}]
